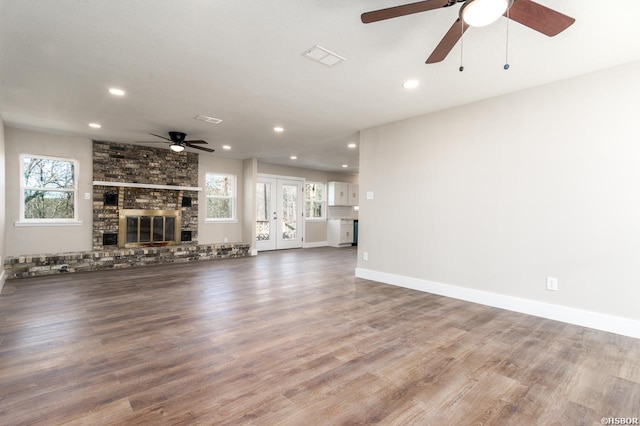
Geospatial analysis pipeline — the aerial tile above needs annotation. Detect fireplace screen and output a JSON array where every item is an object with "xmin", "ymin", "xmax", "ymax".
[{"xmin": 119, "ymin": 209, "xmax": 181, "ymax": 247}]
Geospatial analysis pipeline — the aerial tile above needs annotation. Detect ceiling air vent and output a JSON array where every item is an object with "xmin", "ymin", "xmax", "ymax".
[
  {"xmin": 194, "ymin": 115, "xmax": 223, "ymax": 124},
  {"xmin": 303, "ymin": 45, "xmax": 346, "ymax": 67}
]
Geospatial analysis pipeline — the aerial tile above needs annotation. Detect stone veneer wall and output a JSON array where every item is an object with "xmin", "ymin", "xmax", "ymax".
[
  {"xmin": 3, "ymin": 243, "xmax": 250, "ymax": 279},
  {"xmin": 92, "ymin": 141, "xmax": 199, "ymax": 250}
]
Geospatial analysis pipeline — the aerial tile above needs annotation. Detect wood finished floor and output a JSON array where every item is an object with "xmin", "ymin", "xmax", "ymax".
[{"xmin": 1, "ymin": 247, "xmax": 639, "ymax": 425}]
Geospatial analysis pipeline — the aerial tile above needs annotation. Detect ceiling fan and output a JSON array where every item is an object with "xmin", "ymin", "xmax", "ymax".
[
  {"xmin": 361, "ymin": 0, "xmax": 575, "ymax": 64},
  {"xmin": 136, "ymin": 131, "xmax": 215, "ymax": 153}
]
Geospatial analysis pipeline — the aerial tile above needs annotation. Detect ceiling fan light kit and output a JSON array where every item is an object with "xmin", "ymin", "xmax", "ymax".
[
  {"xmin": 461, "ymin": 0, "xmax": 509, "ymax": 27},
  {"xmin": 136, "ymin": 131, "xmax": 215, "ymax": 153}
]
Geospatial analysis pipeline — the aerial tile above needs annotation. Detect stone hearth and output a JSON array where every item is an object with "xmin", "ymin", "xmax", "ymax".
[{"xmin": 3, "ymin": 243, "xmax": 251, "ymax": 279}]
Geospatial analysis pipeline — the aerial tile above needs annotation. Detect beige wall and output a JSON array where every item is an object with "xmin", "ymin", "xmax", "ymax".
[
  {"xmin": 5, "ymin": 126, "xmax": 93, "ymax": 256},
  {"xmin": 198, "ymin": 155, "xmax": 244, "ymax": 244},
  {"xmin": 243, "ymin": 158, "xmax": 258, "ymax": 254},
  {"xmin": 0, "ymin": 117, "xmax": 6, "ymax": 290},
  {"xmin": 257, "ymin": 162, "xmax": 359, "ymax": 244},
  {"xmin": 358, "ymin": 61, "xmax": 640, "ymax": 322},
  {"xmin": 257, "ymin": 162, "xmax": 358, "ymax": 184}
]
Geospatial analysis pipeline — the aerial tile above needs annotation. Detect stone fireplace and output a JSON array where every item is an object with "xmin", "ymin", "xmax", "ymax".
[{"xmin": 92, "ymin": 141, "xmax": 199, "ymax": 250}]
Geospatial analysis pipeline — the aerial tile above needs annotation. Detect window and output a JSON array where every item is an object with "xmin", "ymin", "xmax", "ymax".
[
  {"xmin": 305, "ymin": 182, "xmax": 325, "ymax": 220},
  {"xmin": 20, "ymin": 154, "xmax": 79, "ymax": 222},
  {"xmin": 205, "ymin": 173, "xmax": 236, "ymax": 221}
]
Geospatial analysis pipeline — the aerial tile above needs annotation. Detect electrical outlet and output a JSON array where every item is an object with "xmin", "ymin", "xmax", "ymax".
[
  {"xmin": 223, "ymin": 237, "xmax": 228, "ymax": 243},
  {"xmin": 363, "ymin": 252, "xmax": 368, "ymax": 261},
  {"xmin": 84, "ymin": 192, "xmax": 91, "ymax": 200},
  {"xmin": 366, "ymin": 191, "xmax": 374, "ymax": 200},
  {"xmin": 546, "ymin": 277, "xmax": 558, "ymax": 291}
]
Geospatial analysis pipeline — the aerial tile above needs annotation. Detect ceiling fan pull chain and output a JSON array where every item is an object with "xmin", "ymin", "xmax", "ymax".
[
  {"xmin": 459, "ymin": 19, "xmax": 465, "ymax": 72},
  {"xmin": 504, "ymin": 6, "xmax": 510, "ymax": 70}
]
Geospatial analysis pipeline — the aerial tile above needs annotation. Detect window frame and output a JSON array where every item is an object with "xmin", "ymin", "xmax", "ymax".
[
  {"xmin": 304, "ymin": 181, "xmax": 326, "ymax": 222},
  {"xmin": 204, "ymin": 172, "xmax": 237, "ymax": 223},
  {"xmin": 18, "ymin": 153, "xmax": 81, "ymax": 226}
]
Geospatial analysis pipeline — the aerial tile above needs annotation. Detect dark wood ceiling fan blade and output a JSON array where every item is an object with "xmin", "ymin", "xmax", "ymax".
[
  {"xmin": 149, "ymin": 133, "xmax": 172, "ymax": 142},
  {"xmin": 361, "ymin": 0, "xmax": 449, "ymax": 24},
  {"xmin": 506, "ymin": 0, "xmax": 575, "ymax": 37},
  {"xmin": 426, "ymin": 18, "xmax": 469, "ymax": 64},
  {"xmin": 184, "ymin": 140, "xmax": 208, "ymax": 144},
  {"xmin": 186, "ymin": 144, "xmax": 215, "ymax": 153},
  {"xmin": 135, "ymin": 140, "xmax": 169, "ymax": 144}
]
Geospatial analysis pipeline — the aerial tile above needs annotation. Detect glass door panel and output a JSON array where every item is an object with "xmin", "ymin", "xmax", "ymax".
[
  {"xmin": 256, "ymin": 178, "xmax": 277, "ymax": 251},
  {"xmin": 281, "ymin": 184, "xmax": 297, "ymax": 241}
]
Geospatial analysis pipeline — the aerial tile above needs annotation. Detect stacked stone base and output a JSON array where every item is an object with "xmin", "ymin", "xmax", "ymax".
[{"xmin": 3, "ymin": 243, "xmax": 251, "ymax": 279}]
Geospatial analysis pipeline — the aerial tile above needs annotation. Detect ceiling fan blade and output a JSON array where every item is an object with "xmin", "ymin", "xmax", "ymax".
[
  {"xmin": 186, "ymin": 143, "xmax": 215, "ymax": 153},
  {"xmin": 135, "ymin": 140, "xmax": 170, "ymax": 144},
  {"xmin": 184, "ymin": 140, "xmax": 208, "ymax": 144},
  {"xmin": 506, "ymin": 0, "xmax": 575, "ymax": 37},
  {"xmin": 149, "ymin": 133, "xmax": 172, "ymax": 142},
  {"xmin": 426, "ymin": 18, "xmax": 469, "ymax": 64},
  {"xmin": 361, "ymin": 0, "xmax": 449, "ymax": 24}
]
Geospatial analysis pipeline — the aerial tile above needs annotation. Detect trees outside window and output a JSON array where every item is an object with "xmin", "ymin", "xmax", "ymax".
[
  {"xmin": 21, "ymin": 155, "xmax": 78, "ymax": 221},
  {"xmin": 305, "ymin": 182, "xmax": 325, "ymax": 220},
  {"xmin": 206, "ymin": 173, "xmax": 236, "ymax": 221}
]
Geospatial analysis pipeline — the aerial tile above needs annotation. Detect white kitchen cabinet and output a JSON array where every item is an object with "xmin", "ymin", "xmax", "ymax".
[
  {"xmin": 328, "ymin": 182, "xmax": 349, "ymax": 206},
  {"xmin": 328, "ymin": 181, "xmax": 358, "ymax": 206},
  {"xmin": 348, "ymin": 183, "xmax": 359, "ymax": 206},
  {"xmin": 327, "ymin": 219, "xmax": 354, "ymax": 247}
]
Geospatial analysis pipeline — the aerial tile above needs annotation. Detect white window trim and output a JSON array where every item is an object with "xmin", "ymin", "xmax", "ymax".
[
  {"xmin": 17, "ymin": 153, "xmax": 81, "ymax": 226},
  {"xmin": 205, "ymin": 173, "xmax": 237, "ymax": 223},
  {"xmin": 305, "ymin": 181, "xmax": 326, "ymax": 222}
]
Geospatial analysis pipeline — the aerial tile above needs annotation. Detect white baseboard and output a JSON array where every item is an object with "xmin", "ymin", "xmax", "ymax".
[
  {"xmin": 0, "ymin": 270, "xmax": 5, "ymax": 295},
  {"xmin": 303, "ymin": 241, "xmax": 328, "ymax": 248},
  {"xmin": 355, "ymin": 268, "xmax": 640, "ymax": 340}
]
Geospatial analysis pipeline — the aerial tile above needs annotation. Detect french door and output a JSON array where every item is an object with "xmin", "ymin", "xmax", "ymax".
[{"xmin": 256, "ymin": 176, "xmax": 304, "ymax": 251}]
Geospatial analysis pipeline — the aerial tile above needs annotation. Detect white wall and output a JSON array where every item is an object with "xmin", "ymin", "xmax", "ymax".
[
  {"xmin": 5, "ymin": 126, "xmax": 93, "ymax": 256},
  {"xmin": 0, "ymin": 117, "xmax": 6, "ymax": 291},
  {"xmin": 198, "ymin": 155, "xmax": 244, "ymax": 244},
  {"xmin": 358, "ymin": 62, "xmax": 640, "ymax": 327},
  {"xmin": 257, "ymin": 162, "xmax": 359, "ymax": 244}
]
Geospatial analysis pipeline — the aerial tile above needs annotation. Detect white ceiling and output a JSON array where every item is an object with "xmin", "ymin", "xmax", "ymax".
[{"xmin": 1, "ymin": 1, "xmax": 640, "ymax": 174}]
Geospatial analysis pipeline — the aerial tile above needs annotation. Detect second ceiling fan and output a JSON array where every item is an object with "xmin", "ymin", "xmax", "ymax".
[{"xmin": 361, "ymin": 0, "xmax": 575, "ymax": 64}]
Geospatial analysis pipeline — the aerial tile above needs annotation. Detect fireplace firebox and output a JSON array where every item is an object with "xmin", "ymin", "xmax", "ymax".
[{"xmin": 118, "ymin": 209, "xmax": 181, "ymax": 248}]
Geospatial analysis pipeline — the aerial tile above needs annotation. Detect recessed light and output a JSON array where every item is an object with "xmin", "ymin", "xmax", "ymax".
[
  {"xmin": 108, "ymin": 88, "xmax": 126, "ymax": 96},
  {"xmin": 222, "ymin": 145, "xmax": 231, "ymax": 150},
  {"xmin": 290, "ymin": 155, "xmax": 297, "ymax": 160},
  {"xmin": 348, "ymin": 143, "xmax": 357, "ymax": 149},
  {"xmin": 402, "ymin": 79, "xmax": 420, "ymax": 90},
  {"xmin": 342, "ymin": 164, "xmax": 348, "ymax": 168},
  {"xmin": 88, "ymin": 123, "xmax": 101, "ymax": 129},
  {"xmin": 274, "ymin": 126, "xmax": 284, "ymax": 133}
]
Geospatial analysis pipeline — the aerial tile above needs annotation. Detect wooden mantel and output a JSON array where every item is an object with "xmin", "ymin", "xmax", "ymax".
[{"xmin": 93, "ymin": 181, "xmax": 202, "ymax": 191}]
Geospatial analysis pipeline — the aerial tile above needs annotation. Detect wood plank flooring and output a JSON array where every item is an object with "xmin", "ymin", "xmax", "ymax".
[{"xmin": 1, "ymin": 247, "xmax": 639, "ymax": 425}]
